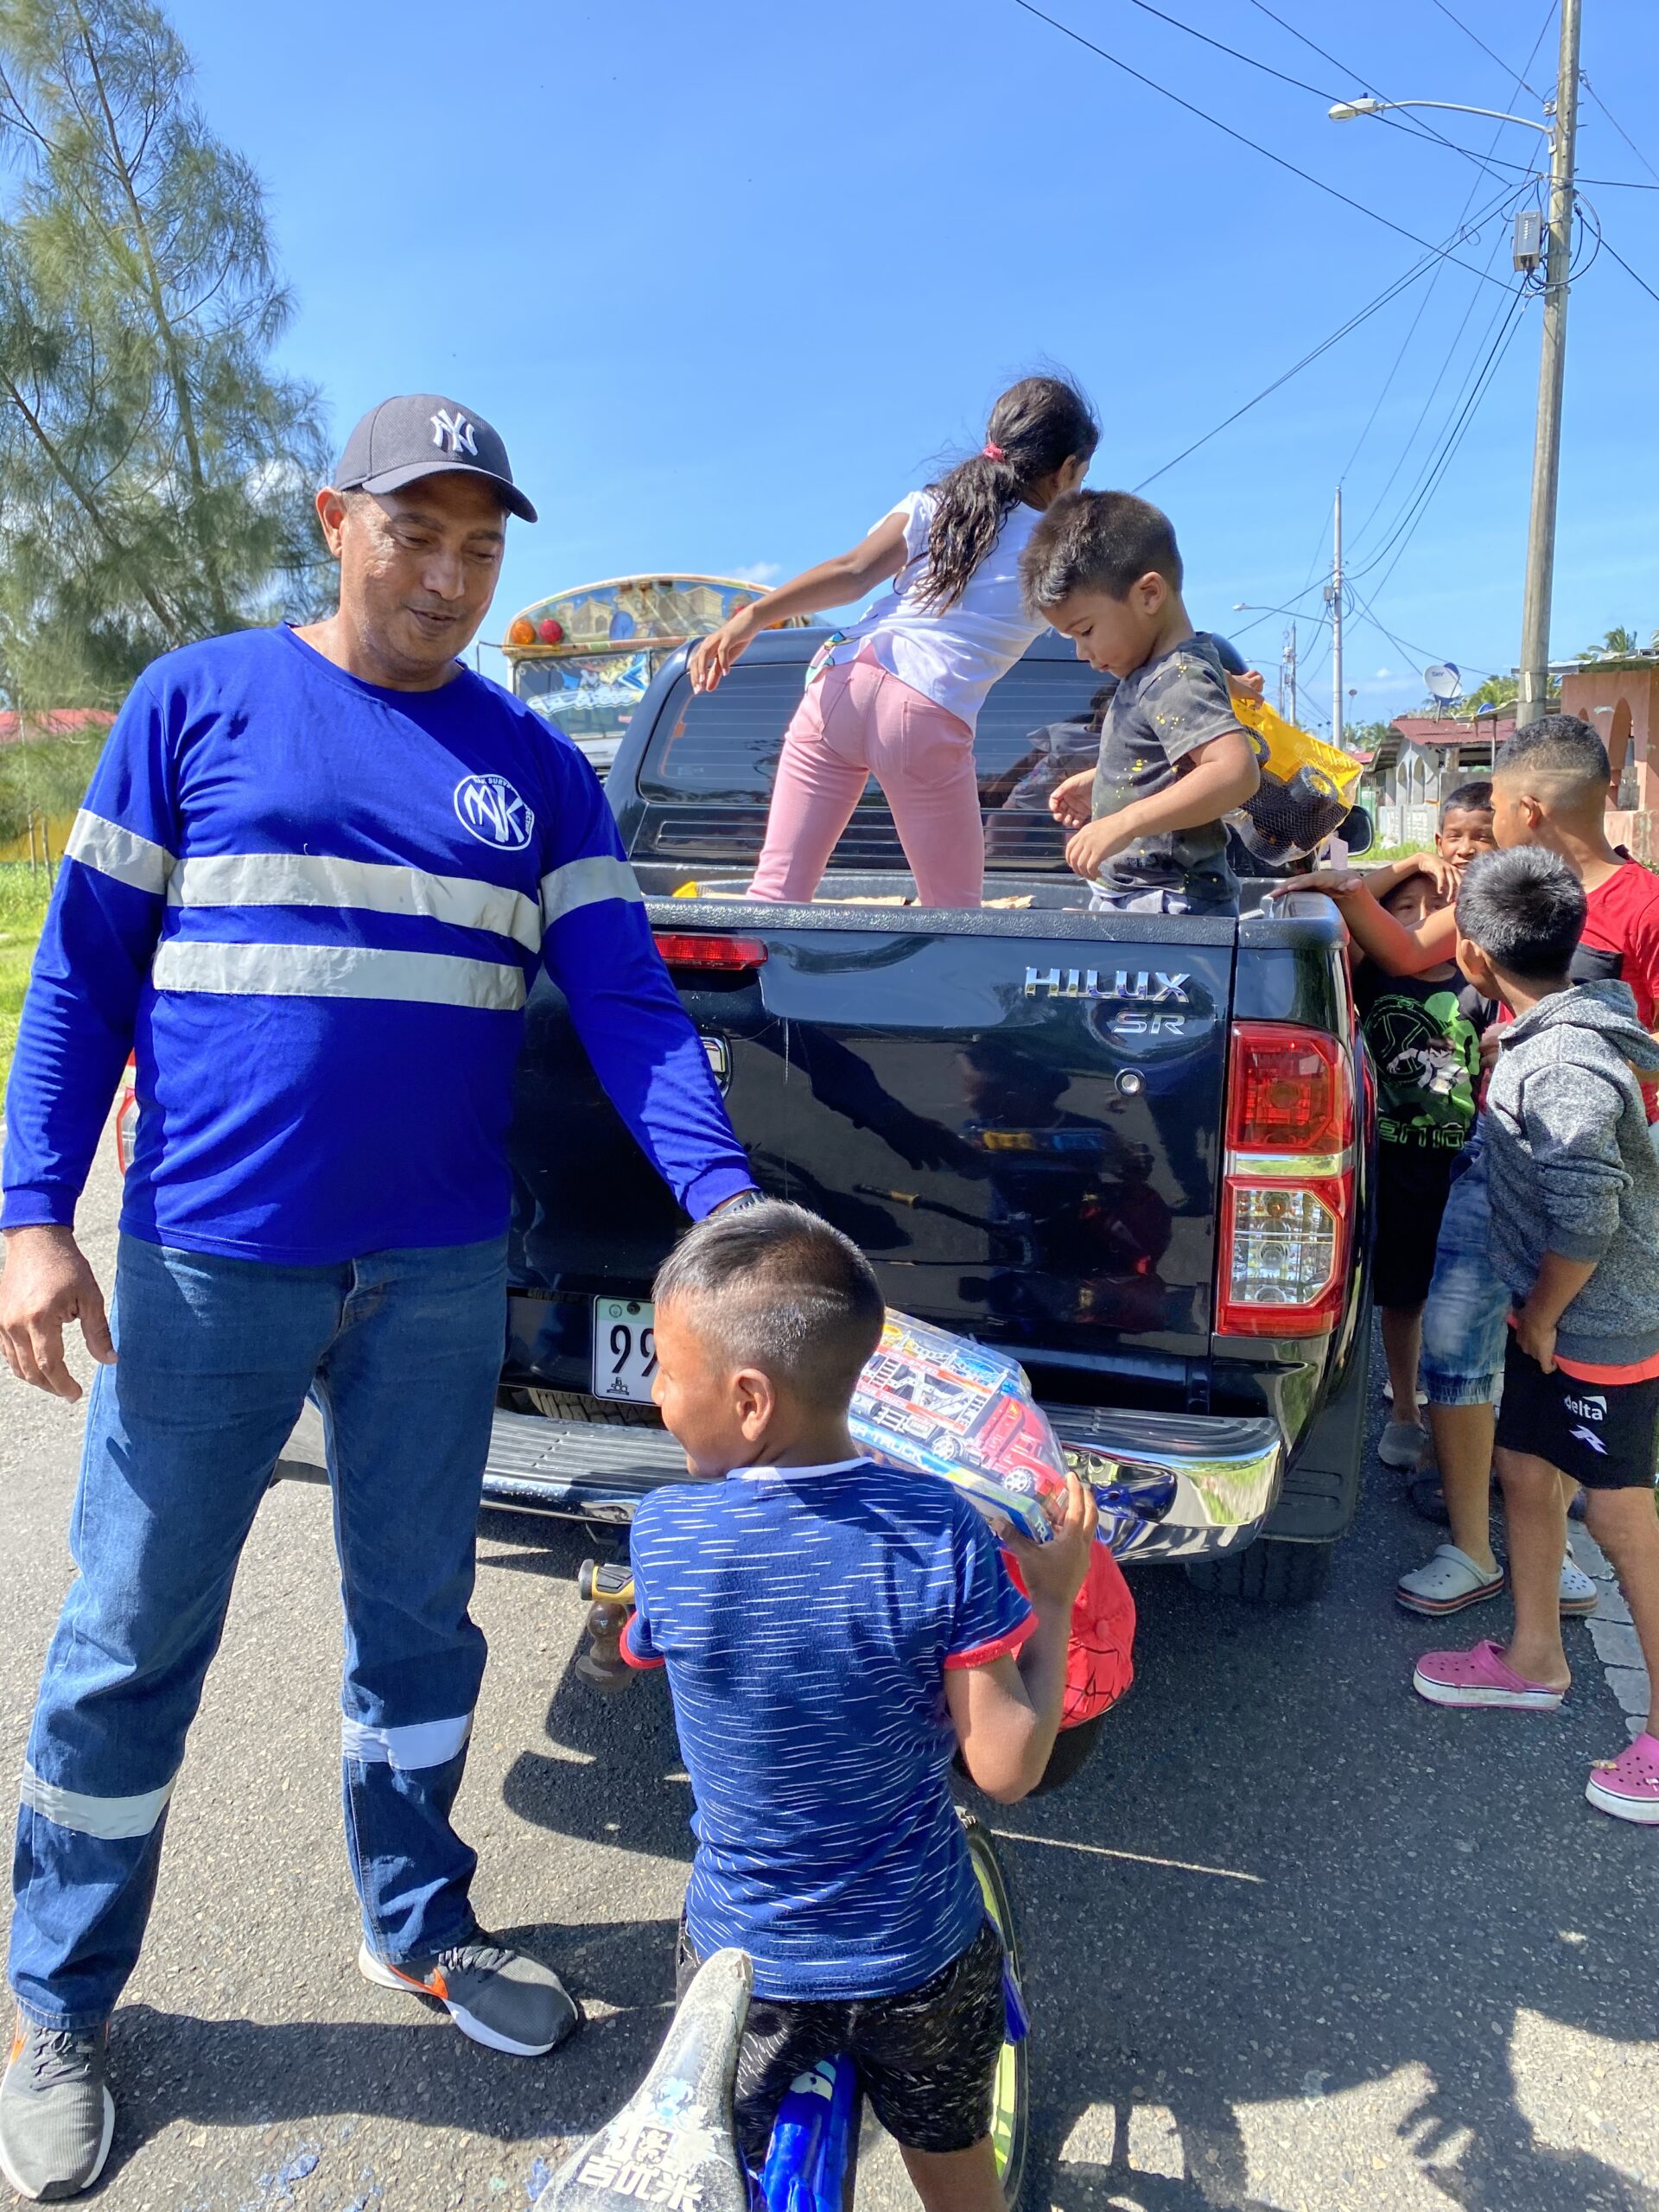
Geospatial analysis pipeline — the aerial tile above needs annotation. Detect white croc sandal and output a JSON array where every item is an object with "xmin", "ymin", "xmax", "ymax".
[{"xmin": 1396, "ymin": 1544, "xmax": 1505, "ymax": 1618}]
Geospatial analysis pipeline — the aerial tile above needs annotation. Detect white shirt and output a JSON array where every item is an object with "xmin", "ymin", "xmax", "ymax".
[{"xmin": 834, "ymin": 490, "xmax": 1047, "ymax": 729}]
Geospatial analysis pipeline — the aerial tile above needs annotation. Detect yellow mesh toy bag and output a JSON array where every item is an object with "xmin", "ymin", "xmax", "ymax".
[{"xmin": 1226, "ymin": 694, "xmax": 1363, "ymax": 866}]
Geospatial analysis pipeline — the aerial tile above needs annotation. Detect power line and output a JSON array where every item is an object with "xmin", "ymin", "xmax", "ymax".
[
  {"xmin": 1346, "ymin": 216, "xmax": 1517, "ymax": 553},
  {"xmin": 1116, "ymin": 0, "xmax": 1522, "ymax": 186},
  {"xmin": 1337, "ymin": 168, "xmax": 1525, "ymax": 486},
  {"xmin": 1242, "ymin": 0, "xmax": 1549, "ymax": 186},
  {"xmin": 1350, "ymin": 286, "xmax": 1529, "ymax": 584},
  {"xmin": 1350, "ymin": 285, "xmax": 1533, "ymax": 596},
  {"xmin": 1597, "ymin": 231, "xmax": 1659, "ymax": 310},
  {"xmin": 1009, "ymin": 1, "xmax": 1517, "ymax": 288},
  {"xmin": 1580, "ymin": 74, "xmax": 1659, "ymax": 187},
  {"xmin": 1422, "ymin": 0, "xmax": 1543, "ymax": 99},
  {"xmin": 1344, "ymin": 581, "xmax": 1499, "ymax": 682},
  {"xmin": 1342, "ymin": 10, "xmax": 1554, "ymax": 556},
  {"xmin": 1135, "ymin": 188, "xmax": 1517, "ymax": 491}
]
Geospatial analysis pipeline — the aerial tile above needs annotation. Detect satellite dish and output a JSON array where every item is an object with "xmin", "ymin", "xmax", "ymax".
[{"xmin": 1424, "ymin": 661, "xmax": 1462, "ymax": 705}]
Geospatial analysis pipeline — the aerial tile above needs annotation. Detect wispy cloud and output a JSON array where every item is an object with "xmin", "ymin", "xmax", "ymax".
[{"xmin": 729, "ymin": 561, "xmax": 783, "ymax": 586}]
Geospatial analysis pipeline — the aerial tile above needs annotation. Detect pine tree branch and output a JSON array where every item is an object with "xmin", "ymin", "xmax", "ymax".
[
  {"xmin": 1, "ymin": 372, "xmax": 181, "ymax": 641},
  {"xmin": 67, "ymin": 0, "xmax": 230, "ymax": 631}
]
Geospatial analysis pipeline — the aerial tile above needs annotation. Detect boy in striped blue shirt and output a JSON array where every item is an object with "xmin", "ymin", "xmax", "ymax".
[{"xmin": 624, "ymin": 1201, "xmax": 1096, "ymax": 2211}]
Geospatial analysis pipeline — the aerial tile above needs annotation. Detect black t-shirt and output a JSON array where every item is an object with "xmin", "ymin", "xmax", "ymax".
[{"xmin": 1355, "ymin": 964, "xmax": 1485, "ymax": 1153}]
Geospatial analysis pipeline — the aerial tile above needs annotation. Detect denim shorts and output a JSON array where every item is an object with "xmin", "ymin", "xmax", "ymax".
[{"xmin": 1419, "ymin": 1137, "xmax": 1510, "ymax": 1408}]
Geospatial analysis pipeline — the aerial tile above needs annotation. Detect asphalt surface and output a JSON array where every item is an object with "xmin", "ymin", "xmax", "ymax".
[{"xmin": 3, "ymin": 1145, "xmax": 1656, "ymax": 2212}]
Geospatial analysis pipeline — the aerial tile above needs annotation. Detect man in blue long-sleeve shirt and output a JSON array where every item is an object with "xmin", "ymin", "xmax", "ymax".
[{"xmin": 0, "ymin": 395, "xmax": 756, "ymax": 2200}]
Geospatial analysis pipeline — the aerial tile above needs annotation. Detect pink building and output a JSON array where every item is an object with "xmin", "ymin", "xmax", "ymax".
[{"xmin": 1560, "ymin": 663, "xmax": 1659, "ymax": 864}]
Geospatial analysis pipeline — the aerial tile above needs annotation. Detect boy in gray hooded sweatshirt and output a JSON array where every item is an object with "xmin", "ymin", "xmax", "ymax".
[{"xmin": 1414, "ymin": 847, "xmax": 1659, "ymax": 1825}]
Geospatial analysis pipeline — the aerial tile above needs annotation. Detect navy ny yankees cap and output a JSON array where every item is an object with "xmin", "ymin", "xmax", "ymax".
[{"xmin": 335, "ymin": 394, "xmax": 537, "ymax": 524}]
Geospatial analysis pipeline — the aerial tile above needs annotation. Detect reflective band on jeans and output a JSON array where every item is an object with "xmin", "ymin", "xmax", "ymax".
[
  {"xmin": 20, "ymin": 1764, "xmax": 175, "ymax": 1840},
  {"xmin": 540, "ymin": 853, "xmax": 645, "ymax": 925},
  {"xmin": 65, "ymin": 810, "xmax": 175, "ymax": 897},
  {"xmin": 168, "ymin": 852, "xmax": 543, "ymax": 953},
  {"xmin": 340, "ymin": 1714, "xmax": 473, "ymax": 1770},
  {"xmin": 151, "ymin": 939, "xmax": 525, "ymax": 1011}
]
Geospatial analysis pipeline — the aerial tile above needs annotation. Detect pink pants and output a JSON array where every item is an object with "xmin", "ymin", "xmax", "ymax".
[{"xmin": 748, "ymin": 649, "xmax": 984, "ymax": 906}]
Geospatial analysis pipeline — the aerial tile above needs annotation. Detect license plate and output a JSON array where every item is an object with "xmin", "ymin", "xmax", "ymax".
[{"xmin": 593, "ymin": 1297, "xmax": 657, "ymax": 1402}]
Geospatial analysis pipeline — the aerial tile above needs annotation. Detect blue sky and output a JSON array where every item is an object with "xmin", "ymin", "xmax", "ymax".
[{"xmin": 170, "ymin": 0, "xmax": 1659, "ymax": 730}]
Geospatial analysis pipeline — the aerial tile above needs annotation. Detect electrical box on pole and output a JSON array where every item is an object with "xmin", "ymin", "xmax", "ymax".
[{"xmin": 1512, "ymin": 208, "xmax": 1544, "ymax": 273}]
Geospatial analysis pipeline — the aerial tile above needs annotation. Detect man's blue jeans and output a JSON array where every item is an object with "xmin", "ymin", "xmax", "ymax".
[{"xmin": 10, "ymin": 1231, "xmax": 507, "ymax": 2031}]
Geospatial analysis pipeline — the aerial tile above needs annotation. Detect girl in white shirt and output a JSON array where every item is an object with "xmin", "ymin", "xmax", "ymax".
[{"xmin": 690, "ymin": 377, "xmax": 1099, "ymax": 907}]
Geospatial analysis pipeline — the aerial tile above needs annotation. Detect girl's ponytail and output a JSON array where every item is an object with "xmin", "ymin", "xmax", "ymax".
[{"xmin": 912, "ymin": 375, "xmax": 1100, "ymax": 613}]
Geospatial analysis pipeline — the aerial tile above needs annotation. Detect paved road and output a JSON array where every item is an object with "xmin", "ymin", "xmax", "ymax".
[{"xmin": 3, "ymin": 1148, "xmax": 1656, "ymax": 2212}]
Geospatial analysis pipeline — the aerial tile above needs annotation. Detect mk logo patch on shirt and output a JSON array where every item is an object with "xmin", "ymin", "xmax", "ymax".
[{"xmin": 454, "ymin": 773, "xmax": 535, "ymax": 850}]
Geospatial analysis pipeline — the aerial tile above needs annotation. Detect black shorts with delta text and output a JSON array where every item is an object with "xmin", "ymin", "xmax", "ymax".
[
  {"xmin": 1495, "ymin": 1334, "xmax": 1659, "ymax": 1490},
  {"xmin": 676, "ymin": 1916, "xmax": 1006, "ymax": 2166}
]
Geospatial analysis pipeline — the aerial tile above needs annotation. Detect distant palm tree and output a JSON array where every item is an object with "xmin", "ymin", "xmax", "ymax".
[{"xmin": 1582, "ymin": 625, "xmax": 1642, "ymax": 658}]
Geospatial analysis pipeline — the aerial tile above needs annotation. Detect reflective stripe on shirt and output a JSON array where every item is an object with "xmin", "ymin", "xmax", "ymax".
[
  {"xmin": 168, "ymin": 851, "xmax": 543, "ymax": 952},
  {"xmin": 540, "ymin": 852, "xmax": 645, "ymax": 925},
  {"xmin": 66, "ymin": 810, "xmax": 175, "ymax": 896},
  {"xmin": 151, "ymin": 938, "xmax": 526, "ymax": 1011}
]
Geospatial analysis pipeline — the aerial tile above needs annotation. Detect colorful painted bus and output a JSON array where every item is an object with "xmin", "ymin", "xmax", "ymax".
[{"xmin": 502, "ymin": 574, "xmax": 810, "ymax": 779}]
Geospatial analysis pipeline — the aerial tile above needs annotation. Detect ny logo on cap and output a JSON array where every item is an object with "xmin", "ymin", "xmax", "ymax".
[{"xmin": 430, "ymin": 409, "xmax": 479, "ymax": 457}]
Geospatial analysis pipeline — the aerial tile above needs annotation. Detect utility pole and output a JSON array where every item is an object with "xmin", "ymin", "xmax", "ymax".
[
  {"xmin": 1516, "ymin": 0, "xmax": 1581, "ymax": 729},
  {"xmin": 1281, "ymin": 623, "xmax": 1298, "ymax": 725},
  {"xmin": 1327, "ymin": 488, "xmax": 1344, "ymax": 744}
]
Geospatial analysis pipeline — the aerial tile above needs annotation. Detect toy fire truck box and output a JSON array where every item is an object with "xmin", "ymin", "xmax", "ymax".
[
  {"xmin": 849, "ymin": 1312, "xmax": 1071, "ymax": 1544},
  {"xmin": 849, "ymin": 1311, "xmax": 1135, "ymax": 1728}
]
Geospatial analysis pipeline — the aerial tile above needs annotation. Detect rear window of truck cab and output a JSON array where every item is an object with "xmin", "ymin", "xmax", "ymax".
[{"xmin": 638, "ymin": 657, "xmax": 1112, "ymax": 813}]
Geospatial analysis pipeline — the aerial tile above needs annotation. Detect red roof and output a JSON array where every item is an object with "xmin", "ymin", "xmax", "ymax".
[
  {"xmin": 0, "ymin": 709, "xmax": 115, "ymax": 743},
  {"xmin": 1389, "ymin": 714, "xmax": 1514, "ymax": 749}
]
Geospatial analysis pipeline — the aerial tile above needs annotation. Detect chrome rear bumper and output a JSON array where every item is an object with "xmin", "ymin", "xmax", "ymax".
[{"xmin": 467, "ymin": 1402, "xmax": 1283, "ymax": 1564}]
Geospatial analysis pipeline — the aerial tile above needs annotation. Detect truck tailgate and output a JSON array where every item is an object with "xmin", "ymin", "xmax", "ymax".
[{"xmin": 504, "ymin": 889, "xmax": 1235, "ymax": 1393}]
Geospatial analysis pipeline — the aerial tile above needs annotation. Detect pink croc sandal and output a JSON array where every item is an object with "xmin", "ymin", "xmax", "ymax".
[
  {"xmin": 1586, "ymin": 1733, "xmax": 1659, "ymax": 1824},
  {"xmin": 1413, "ymin": 1638, "xmax": 1567, "ymax": 1711}
]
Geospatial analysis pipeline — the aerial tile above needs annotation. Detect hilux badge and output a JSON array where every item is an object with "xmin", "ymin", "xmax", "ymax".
[{"xmin": 1023, "ymin": 967, "xmax": 1190, "ymax": 1003}]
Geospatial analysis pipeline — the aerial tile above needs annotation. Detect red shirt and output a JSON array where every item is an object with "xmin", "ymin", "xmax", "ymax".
[
  {"xmin": 1580, "ymin": 854, "xmax": 1659, "ymax": 1029},
  {"xmin": 1489, "ymin": 855, "xmax": 1659, "ymax": 1119}
]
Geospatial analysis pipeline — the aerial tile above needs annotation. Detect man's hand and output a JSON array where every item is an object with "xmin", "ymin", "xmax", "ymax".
[
  {"xmin": 1512, "ymin": 1301, "xmax": 1557, "ymax": 1374},
  {"xmin": 1064, "ymin": 813, "xmax": 1136, "ymax": 881},
  {"xmin": 0, "ymin": 1225, "xmax": 115, "ymax": 1401},
  {"xmin": 1047, "ymin": 769, "xmax": 1096, "ymax": 830},
  {"xmin": 1005, "ymin": 1468, "xmax": 1098, "ymax": 1615}
]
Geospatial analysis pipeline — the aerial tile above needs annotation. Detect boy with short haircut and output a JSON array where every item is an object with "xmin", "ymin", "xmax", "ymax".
[
  {"xmin": 1434, "ymin": 779, "xmax": 1498, "ymax": 872},
  {"xmin": 1414, "ymin": 848, "xmax": 1659, "ymax": 1827},
  {"xmin": 1319, "ymin": 719, "xmax": 1659, "ymax": 1617},
  {"xmin": 1019, "ymin": 490, "xmax": 1262, "ymax": 915},
  {"xmin": 625, "ymin": 1201, "xmax": 1096, "ymax": 2211},
  {"xmin": 1354, "ymin": 869, "xmax": 1486, "ymax": 1474}
]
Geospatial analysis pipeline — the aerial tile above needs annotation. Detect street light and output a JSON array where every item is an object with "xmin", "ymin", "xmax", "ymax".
[
  {"xmin": 1328, "ymin": 96, "xmax": 1553, "ymax": 141},
  {"xmin": 1326, "ymin": 0, "xmax": 1581, "ymax": 732}
]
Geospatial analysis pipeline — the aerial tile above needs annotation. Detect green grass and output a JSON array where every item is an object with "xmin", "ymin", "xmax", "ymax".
[{"xmin": 0, "ymin": 863, "xmax": 53, "ymax": 1098}]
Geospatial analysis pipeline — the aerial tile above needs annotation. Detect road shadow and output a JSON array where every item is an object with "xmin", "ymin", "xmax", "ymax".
[
  {"xmin": 487, "ymin": 1452, "xmax": 1659, "ymax": 2209},
  {"xmin": 97, "ymin": 1913, "xmax": 679, "ymax": 2190}
]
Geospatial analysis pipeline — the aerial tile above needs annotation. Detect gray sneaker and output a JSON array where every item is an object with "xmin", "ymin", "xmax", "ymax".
[
  {"xmin": 358, "ymin": 1936, "xmax": 579, "ymax": 2057},
  {"xmin": 0, "ymin": 2020, "xmax": 115, "ymax": 2201}
]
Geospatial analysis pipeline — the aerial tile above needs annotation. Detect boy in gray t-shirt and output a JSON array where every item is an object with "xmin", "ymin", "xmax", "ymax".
[{"xmin": 1019, "ymin": 492, "xmax": 1260, "ymax": 913}]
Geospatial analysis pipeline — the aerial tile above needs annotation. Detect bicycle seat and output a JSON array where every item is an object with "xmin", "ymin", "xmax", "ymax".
[{"xmin": 533, "ymin": 1948, "xmax": 753, "ymax": 2212}]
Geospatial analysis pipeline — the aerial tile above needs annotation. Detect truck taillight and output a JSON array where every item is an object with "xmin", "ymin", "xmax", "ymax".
[
  {"xmin": 652, "ymin": 932, "xmax": 769, "ymax": 973},
  {"xmin": 1217, "ymin": 1021, "xmax": 1355, "ymax": 1338},
  {"xmin": 113, "ymin": 1062, "xmax": 138, "ymax": 1176}
]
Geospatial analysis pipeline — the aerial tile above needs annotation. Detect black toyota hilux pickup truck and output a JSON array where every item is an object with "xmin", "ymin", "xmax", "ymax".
[{"xmin": 445, "ymin": 626, "xmax": 1376, "ymax": 1605}]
